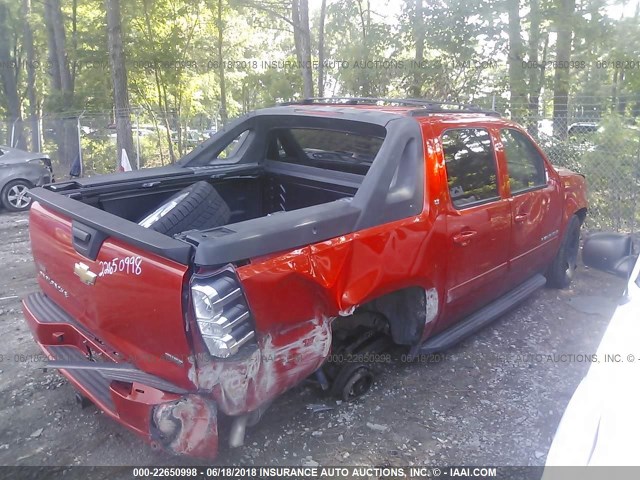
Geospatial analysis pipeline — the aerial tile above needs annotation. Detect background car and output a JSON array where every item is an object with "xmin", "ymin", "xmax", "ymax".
[
  {"xmin": 0, "ymin": 146, "xmax": 54, "ymax": 212},
  {"xmin": 567, "ymin": 122, "xmax": 599, "ymax": 136}
]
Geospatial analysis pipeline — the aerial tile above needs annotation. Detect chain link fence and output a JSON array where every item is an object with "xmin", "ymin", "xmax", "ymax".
[
  {"xmin": 538, "ymin": 115, "xmax": 639, "ymax": 233},
  {"xmin": 2, "ymin": 98, "xmax": 639, "ymax": 233}
]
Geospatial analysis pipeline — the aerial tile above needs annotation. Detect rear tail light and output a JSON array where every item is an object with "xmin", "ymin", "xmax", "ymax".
[{"xmin": 191, "ymin": 268, "xmax": 256, "ymax": 358}]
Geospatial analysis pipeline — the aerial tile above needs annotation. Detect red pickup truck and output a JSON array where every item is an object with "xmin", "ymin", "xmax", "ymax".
[{"xmin": 21, "ymin": 98, "xmax": 587, "ymax": 459}]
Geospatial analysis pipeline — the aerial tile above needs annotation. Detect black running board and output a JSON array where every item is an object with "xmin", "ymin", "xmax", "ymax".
[{"xmin": 415, "ymin": 274, "xmax": 547, "ymax": 355}]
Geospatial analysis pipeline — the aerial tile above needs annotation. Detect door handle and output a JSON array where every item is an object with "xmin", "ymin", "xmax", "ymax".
[
  {"xmin": 453, "ymin": 230, "xmax": 478, "ymax": 246},
  {"xmin": 514, "ymin": 212, "xmax": 529, "ymax": 223}
]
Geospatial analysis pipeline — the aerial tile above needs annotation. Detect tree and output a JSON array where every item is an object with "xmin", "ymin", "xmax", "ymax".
[
  {"xmin": 216, "ymin": 0, "xmax": 228, "ymax": 123},
  {"xmin": 44, "ymin": 0, "xmax": 79, "ymax": 165},
  {"xmin": 326, "ymin": 0, "xmax": 397, "ymax": 97},
  {"xmin": 397, "ymin": 0, "xmax": 503, "ymax": 101},
  {"xmin": 236, "ymin": 0, "xmax": 314, "ymax": 99},
  {"xmin": 106, "ymin": 0, "xmax": 135, "ymax": 169},
  {"xmin": 317, "ymin": 0, "xmax": 327, "ymax": 97},
  {"xmin": 355, "ymin": 0, "xmax": 373, "ymax": 96},
  {"xmin": 22, "ymin": 0, "xmax": 39, "ymax": 151},
  {"xmin": 139, "ymin": 0, "xmax": 177, "ymax": 162},
  {"xmin": 506, "ymin": 0, "xmax": 527, "ymax": 119},
  {"xmin": 0, "ymin": 2, "xmax": 26, "ymax": 149},
  {"xmin": 552, "ymin": 0, "xmax": 576, "ymax": 139},
  {"xmin": 526, "ymin": 0, "xmax": 548, "ymax": 133},
  {"xmin": 411, "ymin": 0, "xmax": 425, "ymax": 98},
  {"xmin": 292, "ymin": 0, "xmax": 313, "ymax": 97}
]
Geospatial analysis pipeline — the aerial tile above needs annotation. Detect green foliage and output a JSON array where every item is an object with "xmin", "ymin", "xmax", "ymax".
[
  {"xmin": 540, "ymin": 114, "xmax": 640, "ymax": 231},
  {"xmin": 578, "ymin": 115, "xmax": 640, "ymax": 230},
  {"xmin": 82, "ymin": 136, "xmax": 118, "ymax": 176},
  {"xmin": 0, "ymin": 0, "xmax": 639, "ymax": 233}
]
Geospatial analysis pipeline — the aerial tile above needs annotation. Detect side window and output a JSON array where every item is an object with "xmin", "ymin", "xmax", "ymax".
[
  {"xmin": 442, "ymin": 128, "xmax": 499, "ymax": 208},
  {"xmin": 266, "ymin": 134, "xmax": 286, "ymax": 161},
  {"xmin": 500, "ymin": 128, "xmax": 547, "ymax": 193},
  {"xmin": 214, "ymin": 130, "xmax": 251, "ymax": 161}
]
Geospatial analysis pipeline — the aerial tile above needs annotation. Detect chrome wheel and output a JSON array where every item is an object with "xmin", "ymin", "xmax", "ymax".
[
  {"xmin": 138, "ymin": 191, "xmax": 189, "ymax": 228},
  {"xmin": 8, "ymin": 184, "xmax": 31, "ymax": 208},
  {"xmin": 3, "ymin": 182, "xmax": 33, "ymax": 211}
]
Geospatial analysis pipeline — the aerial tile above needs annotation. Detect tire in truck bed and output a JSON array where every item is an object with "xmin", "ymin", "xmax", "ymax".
[{"xmin": 140, "ymin": 180, "xmax": 231, "ymax": 236}]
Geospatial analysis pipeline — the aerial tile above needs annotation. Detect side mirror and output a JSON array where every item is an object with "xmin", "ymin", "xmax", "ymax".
[{"xmin": 583, "ymin": 232, "xmax": 637, "ymax": 279}]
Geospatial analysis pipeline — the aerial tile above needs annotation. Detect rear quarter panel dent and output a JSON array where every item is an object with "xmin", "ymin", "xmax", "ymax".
[
  {"xmin": 214, "ymin": 213, "xmax": 447, "ymax": 414},
  {"xmin": 192, "ymin": 316, "xmax": 332, "ymax": 415}
]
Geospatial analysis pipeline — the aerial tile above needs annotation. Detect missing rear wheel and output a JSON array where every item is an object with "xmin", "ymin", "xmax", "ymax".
[{"xmin": 331, "ymin": 363, "xmax": 374, "ymax": 402}]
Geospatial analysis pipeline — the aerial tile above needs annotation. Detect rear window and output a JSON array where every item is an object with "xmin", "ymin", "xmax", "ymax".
[{"xmin": 268, "ymin": 127, "xmax": 385, "ymax": 175}]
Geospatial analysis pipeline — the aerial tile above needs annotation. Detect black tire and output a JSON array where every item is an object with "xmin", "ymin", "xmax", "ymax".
[
  {"xmin": 139, "ymin": 181, "xmax": 231, "ymax": 236},
  {"xmin": 1, "ymin": 179, "xmax": 33, "ymax": 212},
  {"xmin": 546, "ymin": 215, "xmax": 581, "ymax": 288}
]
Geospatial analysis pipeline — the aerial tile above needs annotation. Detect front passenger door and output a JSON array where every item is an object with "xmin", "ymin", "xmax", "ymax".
[{"xmin": 499, "ymin": 128, "xmax": 561, "ymax": 284}]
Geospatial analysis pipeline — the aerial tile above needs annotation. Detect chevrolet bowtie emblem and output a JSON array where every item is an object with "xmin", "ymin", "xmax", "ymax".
[{"xmin": 74, "ymin": 262, "xmax": 97, "ymax": 286}]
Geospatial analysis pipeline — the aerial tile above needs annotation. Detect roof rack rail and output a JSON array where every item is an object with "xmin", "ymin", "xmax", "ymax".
[{"xmin": 279, "ymin": 97, "xmax": 501, "ymax": 117}]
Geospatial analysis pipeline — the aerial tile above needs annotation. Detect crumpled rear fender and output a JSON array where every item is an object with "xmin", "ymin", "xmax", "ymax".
[{"xmin": 191, "ymin": 211, "xmax": 446, "ymax": 416}]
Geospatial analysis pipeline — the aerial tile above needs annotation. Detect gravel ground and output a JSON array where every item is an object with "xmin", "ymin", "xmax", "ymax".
[{"xmin": 0, "ymin": 210, "xmax": 626, "ymax": 471}]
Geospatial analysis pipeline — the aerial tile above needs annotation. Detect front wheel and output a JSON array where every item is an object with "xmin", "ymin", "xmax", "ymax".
[
  {"xmin": 546, "ymin": 215, "xmax": 581, "ymax": 288},
  {"xmin": 1, "ymin": 180, "xmax": 33, "ymax": 212}
]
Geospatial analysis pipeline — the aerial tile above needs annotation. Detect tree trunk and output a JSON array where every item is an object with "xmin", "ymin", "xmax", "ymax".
[
  {"xmin": 49, "ymin": 0, "xmax": 73, "ymax": 98},
  {"xmin": 292, "ymin": 0, "xmax": 313, "ymax": 98},
  {"xmin": 317, "ymin": 0, "xmax": 327, "ymax": 97},
  {"xmin": 527, "ymin": 0, "xmax": 546, "ymax": 136},
  {"xmin": 552, "ymin": 0, "xmax": 575, "ymax": 139},
  {"xmin": 507, "ymin": 0, "xmax": 527, "ymax": 120},
  {"xmin": 142, "ymin": 0, "xmax": 175, "ymax": 163},
  {"xmin": 217, "ymin": 0, "xmax": 228, "ymax": 123},
  {"xmin": 530, "ymin": 35, "xmax": 548, "ymax": 135},
  {"xmin": 617, "ymin": 70, "xmax": 626, "ymax": 115},
  {"xmin": 410, "ymin": 0, "xmax": 425, "ymax": 98},
  {"xmin": 44, "ymin": 0, "xmax": 78, "ymax": 166},
  {"xmin": 106, "ymin": 0, "xmax": 135, "ymax": 169},
  {"xmin": 0, "ymin": 3, "xmax": 26, "ymax": 149},
  {"xmin": 356, "ymin": 0, "xmax": 372, "ymax": 96},
  {"xmin": 71, "ymin": 0, "xmax": 78, "ymax": 92},
  {"xmin": 161, "ymin": 83, "xmax": 176, "ymax": 163},
  {"xmin": 612, "ymin": 68, "xmax": 618, "ymax": 112},
  {"xmin": 22, "ymin": 0, "xmax": 40, "ymax": 151},
  {"xmin": 44, "ymin": 1, "xmax": 61, "ymax": 92}
]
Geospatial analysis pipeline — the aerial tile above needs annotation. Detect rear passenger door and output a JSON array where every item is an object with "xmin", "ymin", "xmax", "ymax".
[
  {"xmin": 441, "ymin": 128, "xmax": 512, "ymax": 324},
  {"xmin": 498, "ymin": 128, "xmax": 561, "ymax": 284}
]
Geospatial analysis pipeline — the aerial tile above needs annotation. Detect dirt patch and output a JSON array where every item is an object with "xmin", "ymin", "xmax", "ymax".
[{"xmin": 0, "ymin": 211, "xmax": 625, "ymax": 469}]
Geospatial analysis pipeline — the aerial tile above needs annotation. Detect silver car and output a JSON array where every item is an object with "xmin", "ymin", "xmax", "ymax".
[{"xmin": 0, "ymin": 146, "xmax": 54, "ymax": 212}]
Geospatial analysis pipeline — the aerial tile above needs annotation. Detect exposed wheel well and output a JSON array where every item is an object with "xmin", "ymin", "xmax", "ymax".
[
  {"xmin": 357, "ymin": 286, "xmax": 429, "ymax": 346},
  {"xmin": 575, "ymin": 207, "xmax": 587, "ymax": 225}
]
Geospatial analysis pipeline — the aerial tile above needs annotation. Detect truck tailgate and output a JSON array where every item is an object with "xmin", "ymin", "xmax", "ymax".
[{"xmin": 27, "ymin": 200, "xmax": 195, "ymax": 390}]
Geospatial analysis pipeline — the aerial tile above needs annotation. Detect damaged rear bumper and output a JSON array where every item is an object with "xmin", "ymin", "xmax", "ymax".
[{"xmin": 22, "ymin": 292, "xmax": 219, "ymax": 459}]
